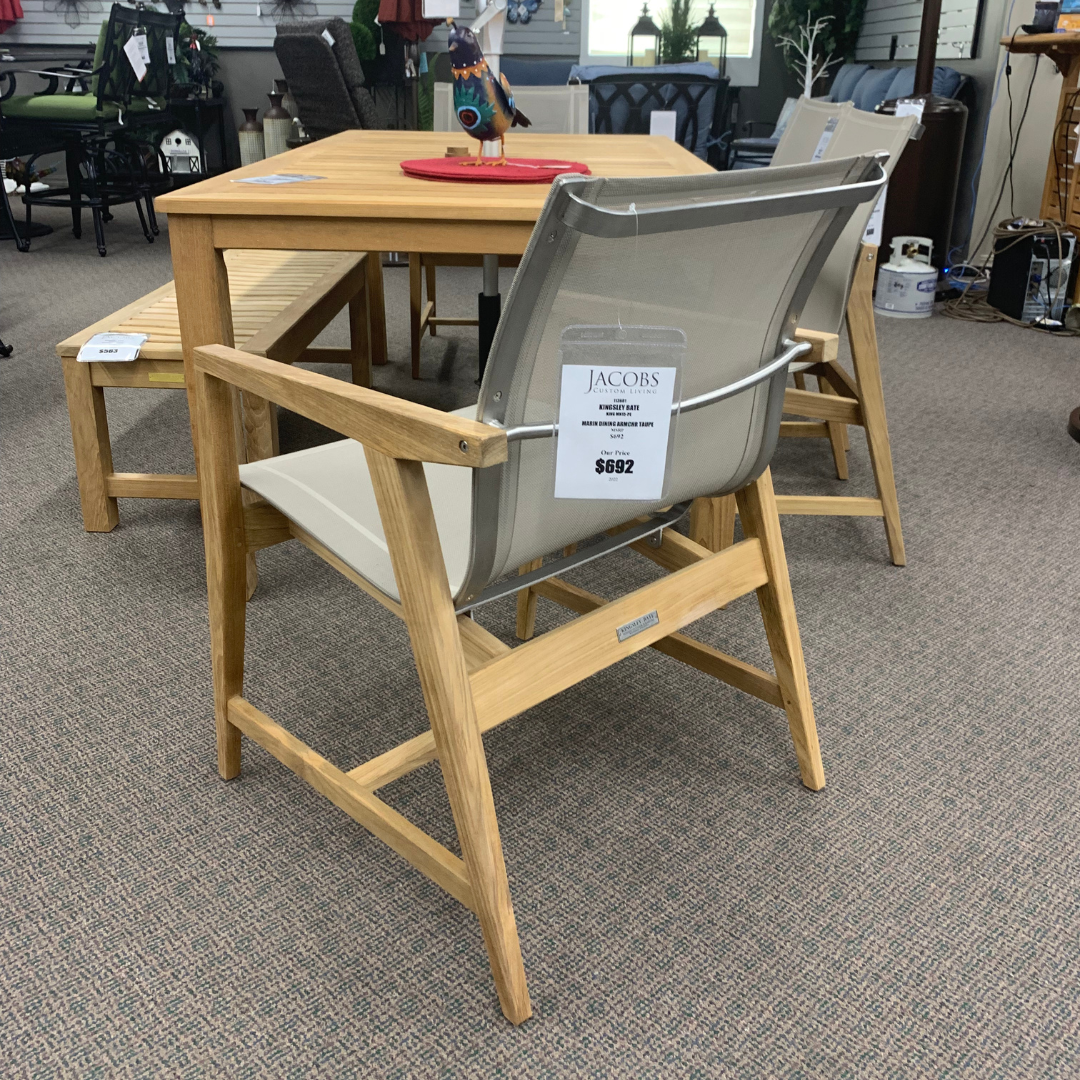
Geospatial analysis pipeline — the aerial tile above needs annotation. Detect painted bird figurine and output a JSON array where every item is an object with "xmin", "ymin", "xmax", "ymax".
[{"xmin": 447, "ymin": 19, "xmax": 531, "ymax": 166}]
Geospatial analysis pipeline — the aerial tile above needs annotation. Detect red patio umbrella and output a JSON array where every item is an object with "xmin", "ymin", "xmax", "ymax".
[
  {"xmin": 378, "ymin": 0, "xmax": 437, "ymax": 43},
  {"xmin": 0, "ymin": 0, "xmax": 24, "ymax": 34}
]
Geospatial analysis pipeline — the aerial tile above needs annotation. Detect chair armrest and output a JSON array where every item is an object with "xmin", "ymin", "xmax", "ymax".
[
  {"xmin": 792, "ymin": 328, "xmax": 838, "ymax": 366},
  {"xmin": 193, "ymin": 344, "xmax": 507, "ymax": 468}
]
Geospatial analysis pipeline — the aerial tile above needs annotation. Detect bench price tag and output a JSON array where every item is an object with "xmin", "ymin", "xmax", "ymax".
[
  {"xmin": 77, "ymin": 332, "xmax": 148, "ymax": 362},
  {"xmin": 554, "ymin": 364, "xmax": 676, "ymax": 501}
]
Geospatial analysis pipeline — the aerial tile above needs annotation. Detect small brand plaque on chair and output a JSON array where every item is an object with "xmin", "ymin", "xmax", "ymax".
[{"xmin": 616, "ymin": 610, "xmax": 659, "ymax": 642}]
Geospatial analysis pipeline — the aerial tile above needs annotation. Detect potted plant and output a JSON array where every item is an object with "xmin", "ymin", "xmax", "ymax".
[
  {"xmin": 170, "ymin": 21, "xmax": 221, "ymax": 99},
  {"xmin": 768, "ymin": 0, "xmax": 866, "ymax": 95},
  {"xmin": 659, "ymin": 0, "xmax": 698, "ymax": 63}
]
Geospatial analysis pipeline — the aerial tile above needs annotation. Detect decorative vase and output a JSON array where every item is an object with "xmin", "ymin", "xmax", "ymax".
[
  {"xmin": 238, "ymin": 108, "xmax": 265, "ymax": 167},
  {"xmin": 274, "ymin": 78, "xmax": 297, "ymax": 120},
  {"xmin": 263, "ymin": 92, "xmax": 292, "ymax": 158}
]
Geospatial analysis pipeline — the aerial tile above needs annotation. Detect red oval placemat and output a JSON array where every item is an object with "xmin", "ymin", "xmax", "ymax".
[{"xmin": 400, "ymin": 157, "xmax": 591, "ymax": 183}]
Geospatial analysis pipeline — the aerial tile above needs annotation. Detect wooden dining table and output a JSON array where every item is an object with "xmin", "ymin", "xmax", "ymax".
[{"xmin": 155, "ymin": 130, "xmax": 713, "ymax": 463}]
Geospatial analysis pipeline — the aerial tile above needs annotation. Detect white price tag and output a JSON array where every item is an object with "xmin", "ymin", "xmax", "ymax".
[
  {"xmin": 231, "ymin": 173, "xmax": 326, "ymax": 185},
  {"xmin": 810, "ymin": 116, "xmax": 839, "ymax": 162},
  {"xmin": 77, "ymin": 332, "xmax": 148, "ymax": 362},
  {"xmin": 123, "ymin": 34, "xmax": 148, "ymax": 82},
  {"xmin": 321, "ymin": 28, "xmax": 335, "ymax": 46},
  {"xmin": 165, "ymin": 36, "xmax": 176, "ymax": 64},
  {"xmin": 895, "ymin": 98, "xmax": 925, "ymax": 124},
  {"xmin": 863, "ymin": 184, "xmax": 887, "ymax": 244},
  {"xmin": 649, "ymin": 110, "xmax": 677, "ymax": 140},
  {"xmin": 554, "ymin": 364, "xmax": 677, "ymax": 500}
]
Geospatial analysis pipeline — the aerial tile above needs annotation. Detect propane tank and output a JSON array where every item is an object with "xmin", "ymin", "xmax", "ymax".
[{"xmin": 875, "ymin": 235, "xmax": 937, "ymax": 319}]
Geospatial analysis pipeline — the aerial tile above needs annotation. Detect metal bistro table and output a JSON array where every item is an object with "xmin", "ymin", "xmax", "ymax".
[{"xmin": 154, "ymin": 129, "xmax": 713, "ymax": 466}]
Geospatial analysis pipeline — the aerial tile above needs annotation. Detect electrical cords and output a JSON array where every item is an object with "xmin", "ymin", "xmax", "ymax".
[
  {"xmin": 942, "ymin": 217, "xmax": 1080, "ymax": 334},
  {"xmin": 967, "ymin": 55, "xmax": 1040, "ymax": 260},
  {"xmin": 948, "ymin": 2, "xmax": 1019, "ymax": 266}
]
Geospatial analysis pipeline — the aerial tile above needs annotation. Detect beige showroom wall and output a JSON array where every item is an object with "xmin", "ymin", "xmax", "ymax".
[{"xmin": 968, "ymin": 0, "xmax": 1065, "ymax": 261}]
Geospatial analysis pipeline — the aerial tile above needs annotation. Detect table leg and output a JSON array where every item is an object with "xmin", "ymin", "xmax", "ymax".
[
  {"xmin": 478, "ymin": 253, "xmax": 501, "ymax": 380},
  {"xmin": 170, "ymin": 214, "xmax": 258, "ymax": 596}
]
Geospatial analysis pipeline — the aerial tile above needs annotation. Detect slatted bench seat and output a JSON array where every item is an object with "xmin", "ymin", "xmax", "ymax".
[{"xmin": 58, "ymin": 249, "xmax": 371, "ymax": 532}]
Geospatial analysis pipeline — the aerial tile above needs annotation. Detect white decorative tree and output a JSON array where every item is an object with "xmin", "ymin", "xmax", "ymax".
[{"xmin": 776, "ymin": 14, "xmax": 841, "ymax": 98}]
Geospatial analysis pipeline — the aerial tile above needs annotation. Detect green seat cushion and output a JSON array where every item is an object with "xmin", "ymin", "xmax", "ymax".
[{"xmin": 3, "ymin": 94, "xmax": 159, "ymax": 121}]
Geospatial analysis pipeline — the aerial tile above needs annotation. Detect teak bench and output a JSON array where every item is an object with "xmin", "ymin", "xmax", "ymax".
[{"xmin": 57, "ymin": 249, "xmax": 371, "ymax": 532}]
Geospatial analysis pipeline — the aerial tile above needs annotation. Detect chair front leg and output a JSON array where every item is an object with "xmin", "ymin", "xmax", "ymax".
[
  {"xmin": 366, "ymin": 449, "xmax": 532, "ymax": 1025},
  {"xmin": 735, "ymin": 467, "xmax": 824, "ymax": 791},
  {"xmin": 191, "ymin": 366, "xmax": 248, "ymax": 780},
  {"xmin": 65, "ymin": 146, "xmax": 82, "ymax": 239}
]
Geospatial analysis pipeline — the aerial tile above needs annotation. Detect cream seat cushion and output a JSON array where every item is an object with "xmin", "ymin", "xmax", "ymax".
[{"xmin": 238, "ymin": 406, "xmax": 476, "ymax": 603}]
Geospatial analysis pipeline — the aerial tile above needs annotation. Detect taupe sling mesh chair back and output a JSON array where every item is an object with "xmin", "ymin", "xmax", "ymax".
[
  {"xmin": 769, "ymin": 98, "xmax": 854, "ymax": 168},
  {"xmin": 694, "ymin": 100, "xmax": 919, "ymax": 567},
  {"xmin": 190, "ymin": 155, "xmax": 884, "ymax": 1024},
  {"xmin": 784, "ymin": 104, "xmax": 918, "ymax": 332}
]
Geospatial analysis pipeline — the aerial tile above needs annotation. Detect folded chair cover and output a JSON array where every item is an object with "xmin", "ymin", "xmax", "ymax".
[
  {"xmin": 772, "ymin": 100, "xmax": 918, "ymax": 334},
  {"xmin": 240, "ymin": 156, "xmax": 885, "ymax": 607}
]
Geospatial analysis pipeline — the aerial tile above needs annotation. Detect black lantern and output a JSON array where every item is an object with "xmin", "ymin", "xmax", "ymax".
[
  {"xmin": 696, "ymin": 4, "xmax": 728, "ymax": 76},
  {"xmin": 627, "ymin": 4, "xmax": 661, "ymax": 68}
]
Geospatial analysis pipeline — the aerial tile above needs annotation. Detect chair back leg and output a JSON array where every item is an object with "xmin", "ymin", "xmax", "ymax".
[
  {"xmin": 366, "ymin": 448, "xmax": 533, "ymax": 1025},
  {"xmin": 818, "ymin": 373, "xmax": 850, "ymax": 479},
  {"xmin": 515, "ymin": 557, "xmax": 544, "ymax": 641},
  {"xmin": 408, "ymin": 253, "xmax": 423, "ymax": 380},
  {"xmin": 348, "ymin": 285, "xmax": 371, "ymax": 388},
  {"xmin": 366, "ymin": 254, "xmax": 389, "ymax": 367},
  {"xmin": 689, "ymin": 494, "xmax": 736, "ymax": 554},
  {"xmin": 424, "ymin": 256, "xmax": 438, "ymax": 335},
  {"xmin": 846, "ymin": 246, "xmax": 906, "ymax": 566},
  {"xmin": 735, "ymin": 468, "xmax": 825, "ymax": 791}
]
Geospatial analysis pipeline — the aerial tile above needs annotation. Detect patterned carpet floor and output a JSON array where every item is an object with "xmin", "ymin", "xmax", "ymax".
[{"xmin": 2, "ymin": 204, "xmax": 1079, "ymax": 1078}]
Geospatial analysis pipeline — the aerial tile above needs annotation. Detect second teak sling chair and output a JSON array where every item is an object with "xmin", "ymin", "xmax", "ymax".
[
  {"xmin": 690, "ymin": 100, "xmax": 919, "ymax": 566},
  {"xmin": 189, "ymin": 155, "xmax": 884, "ymax": 1023}
]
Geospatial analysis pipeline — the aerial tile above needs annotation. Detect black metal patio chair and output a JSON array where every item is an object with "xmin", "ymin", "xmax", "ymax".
[
  {"xmin": 3, "ymin": 3, "xmax": 180, "ymax": 256},
  {"xmin": 588, "ymin": 71, "xmax": 735, "ymax": 170}
]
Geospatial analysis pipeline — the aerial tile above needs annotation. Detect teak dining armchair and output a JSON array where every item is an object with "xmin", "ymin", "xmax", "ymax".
[
  {"xmin": 691, "ymin": 101, "xmax": 918, "ymax": 565},
  {"xmin": 190, "ymin": 157, "xmax": 884, "ymax": 1023}
]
